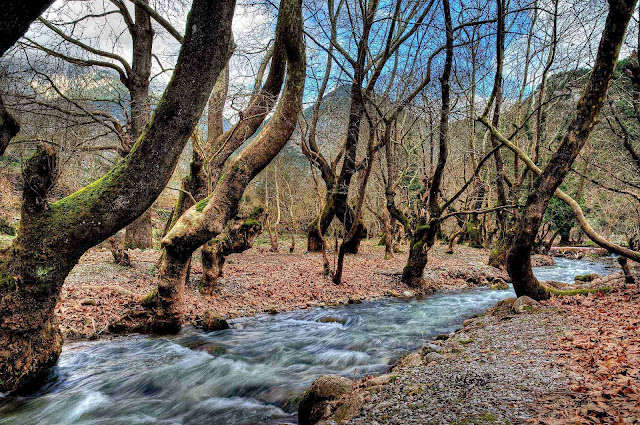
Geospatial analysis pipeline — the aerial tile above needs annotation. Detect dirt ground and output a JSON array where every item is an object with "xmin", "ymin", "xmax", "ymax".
[{"xmin": 57, "ymin": 239, "xmax": 509, "ymax": 341}]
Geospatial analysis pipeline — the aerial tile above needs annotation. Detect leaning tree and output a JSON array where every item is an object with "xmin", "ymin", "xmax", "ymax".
[
  {"xmin": 479, "ymin": 0, "xmax": 639, "ymax": 299},
  {"xmin": 118, "ymin": 0, "xmax": 306, "ymax": 333},
  {"xmin": 0, "ymin": 0, "xmax": 236, "ymax": 394}
]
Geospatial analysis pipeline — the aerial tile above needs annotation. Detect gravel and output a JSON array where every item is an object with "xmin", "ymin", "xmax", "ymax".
[{"xmin": 344, "ymin": 306, "xmax": 572, "ymax": 424}]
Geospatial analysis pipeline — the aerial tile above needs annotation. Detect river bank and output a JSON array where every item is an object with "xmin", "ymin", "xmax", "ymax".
[
  {"xmin": 0, "ymin": 254, "xmax": 620, "ymax": 424},
  {"xmin": 306, "ymin": 270, "xmax": 640, "ymax": 425},
  {"xmin": 57, "ymin": 241, "xmax": 511, "ymax": 341}
]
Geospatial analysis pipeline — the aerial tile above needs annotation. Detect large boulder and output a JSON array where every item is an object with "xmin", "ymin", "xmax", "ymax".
[{"xmin": 298, "ymin": 375, "xmax": 354, "ymax": 425}]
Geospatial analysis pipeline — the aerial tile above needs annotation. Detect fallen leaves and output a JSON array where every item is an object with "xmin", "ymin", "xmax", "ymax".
[{"xmin": 534, "ymin": 279, "xmax": 640, "ymax": 424}]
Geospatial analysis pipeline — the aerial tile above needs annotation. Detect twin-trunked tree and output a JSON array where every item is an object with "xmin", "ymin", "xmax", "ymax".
[
  {"xmin": 121, "ymin": 0, "xmax": 306, "ymax": 333},
  {"xmin": 0, "ymin": 0, "xmax": 237, "ymax": 394}
]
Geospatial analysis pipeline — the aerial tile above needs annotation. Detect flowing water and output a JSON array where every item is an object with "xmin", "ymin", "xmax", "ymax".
[{"xmin": 0, "ymin": 256, "xmax": 616, "ymax": 425}]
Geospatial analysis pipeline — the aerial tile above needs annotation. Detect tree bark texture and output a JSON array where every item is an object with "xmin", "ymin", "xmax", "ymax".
[
  {"xmin": 0, "ymin": 0, "xmax": 236, "ymax": 393},
  {"xmin": 400, "ymin": 0, "xmax": 453, "ymax": 289},
  {"xmin": 200, "ymin": 211, "xmax": 263, "ymax": 293},
  {"xmin": 0, "ymin": 1, "xmax": 56, "ymax": 155},
  {"xmin": 123, "ymin": 0, "xmax": 155, "ymax": 248}
]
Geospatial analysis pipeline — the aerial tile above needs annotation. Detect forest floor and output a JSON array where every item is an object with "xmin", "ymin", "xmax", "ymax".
[
  {"xmin": 56, "ymin": 238, "xmax": 511, "ymax": 341},
  {"xmin": 321, "ymin": 271, "xmax": 640, "ymax": 425}
]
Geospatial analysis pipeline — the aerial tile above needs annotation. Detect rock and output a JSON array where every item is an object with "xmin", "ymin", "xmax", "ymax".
[
  {"xmin": 393, "ymin": 352, "xmax": 422, "ymax": 369},
  {"xmin": 401, "ymin": 290, "xmax": 415, "ymax": 298},
  {"xmin": 200, "ymin": 310, "xmax": 230, "ymax": 331},
  {"xmin": 423, "ymin": 351, "xmax": 444, "ymax": 363},
  {"xmin": 348, "ymin": 296, "xmax": 362, "ymax": 304},
  {"xmin": 489, "ymin": 278, "xmax": 509, "ymax": 290},
  {"xmin": 317, "ymin": 316, "xmax": 347, "ymax": 325},
  {"xmin": 435, "ymin": 334, "xmax": 449, "ymax": 341},
  {"xmin": 422, "ymin": 343, "xmax": 442, "ymax": 354},
  {"xmin": 575, "ymin": 273, "xmax": 601, "ymax": 283},
  {"xmin": 80, "ymin": 298, "xmax": 97, "ymax": 306},
  {"xmin": 364, "ymin": 374, "xmax": 395, "ymax": 387},
  {"xmin": 266, "ymin": 308, "xmax": 279, "ymax": 315},
  {"xmin": 298, "ymin": 375, "xmax": 353, "ymax": 425},
  {"xmin": 323, "ymin": 391, "xmax": 365, "ymax": 424},
  {"xmin": 512, "ymin": 296, "xmax": 540, "ymax": 314},
  {"xmin": 531, "ymin": 254, "xmax": 556, "ymax": 267}
]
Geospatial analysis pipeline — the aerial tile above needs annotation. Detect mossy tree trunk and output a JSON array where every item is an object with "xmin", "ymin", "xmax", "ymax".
[
  {"xmin": 506, "ymin": 0, "xmax": 636, "ymax": 300},
  {"xmin": 200, "ymin": 210, "xmax": 263, "ymax": 292},
  {"xmin": 162, "ymin": 28, "xmax": 285, "ymax": 283},
  {"xmin": 140, "ymin": 0, "xmax": 305, "ymax": 333},
  {"xmin": 0, "ymin": 0, "xmax": 236, "ymax": 394}
]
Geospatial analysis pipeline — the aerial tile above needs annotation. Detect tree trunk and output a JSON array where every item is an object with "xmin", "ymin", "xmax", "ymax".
[
  {"xmin": 122, "ymin": 0, "xmax": 154, "ymax": 249},
  {"xmin": 467, "ymin": 181, "xmax": 485, "ymax": 248},
  {"xmin": 138, "ymin": 0, "xmax": 305, "ymax": 332},
  {"xmin": 1, "ymin": 1, "xmax": 55, "ymax": 56},
  {"xmin": 506, "ymin": 0, "xmax": 635, "ymax": 300},
  {"xmin": 618, "ymin": 256, "xmax": 635, "ymax": 284},
  {"xmin": 381, "ymin": 207, "xmax": 393, "ymax": 259},
  {"xmin": 124, "ymin": 209, "xmax": 153, "ymax": 249},
  {"xmin": 307, "ymin": 192, "xmax": 335, "ymax": 251},
  {"xmin": 200, "ymin": 240, "xmax": 224, "ymax": 291},
  {"xmin": 0, "ymin": 1, "xmax": 56, "ymax": 155},
  {"xmin": 109, "ymin": 234, "xmax": 131, "ymax": 266},
  {"xmin": 200, "ymin": 212, "xmax": 263, "ymax": 292},
  {"xmin": 0, "ymin": 96, "xmax": 20, "ymax": 156},
  {"xmin": 402, "ymin": 237, "xmax": 430, "ymax": 288},
  {"xmin": 289, "ymin": 226, "xmax": 296, "ymax": 253},
  {"xmin": 0, "ymin": 0, "xmax": 236, "ymax": 393}
]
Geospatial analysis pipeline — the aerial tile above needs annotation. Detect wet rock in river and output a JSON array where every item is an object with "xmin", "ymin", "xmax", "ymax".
[
  {"xmin": 574, "ymin": 273, "xmax": 601, "ymax": 282},
  {"xmin": 317, "ymin": 316, "xmax": 347, "ymax": 325},
  {"xmin": 298, "ymin": 375, "xmax": 354, "ymax": 425},
  {"xmin": 489, "ymin": 278, "xmax": 509, "ymax": 290},
  {"xmin": 199, "ymin": 310, "xmax": 230, "ymax": 331}
]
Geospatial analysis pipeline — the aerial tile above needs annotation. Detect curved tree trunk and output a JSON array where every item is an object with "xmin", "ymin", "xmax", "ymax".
[
  {"xmin": 140, "ymin": 0, "xmax": 305, "ymax": 332},
  {"xmin": 200, "ymin": 212, "xmax": 263, "ymax": 292},
  {"xmin": 0, "ymin": 0, "xmax": 236, "ymax": 394},
  {"xmin": 505, "ymin": 0, "xmax": 635, "ymax": 299}
]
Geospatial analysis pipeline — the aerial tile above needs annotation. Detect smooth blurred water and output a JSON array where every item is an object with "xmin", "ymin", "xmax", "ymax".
[
  {"xmin": 532, "ymin": 256, "xmax": 617, "ymax": 283},
  {"xmin": 0, "ymin": 257, "xmax": 615, "ymax": 425}
]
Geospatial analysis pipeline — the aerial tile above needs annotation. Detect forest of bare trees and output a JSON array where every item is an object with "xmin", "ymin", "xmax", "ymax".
[{"xmin": 1, "ymin": 0, "xmax": 640, "ymax": 423}]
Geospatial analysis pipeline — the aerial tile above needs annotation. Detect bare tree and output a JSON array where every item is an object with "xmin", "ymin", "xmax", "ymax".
[{"xmin": 0, "ymin": 0, "xmax": 236, "ymax": 394}]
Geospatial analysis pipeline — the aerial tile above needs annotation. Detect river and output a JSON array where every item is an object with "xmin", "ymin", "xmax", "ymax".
[{"xmin": 0, "ymin": 256, "xmax": 617, "ymax": 424}]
